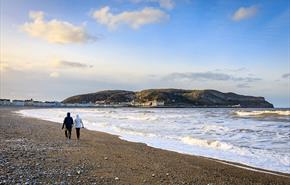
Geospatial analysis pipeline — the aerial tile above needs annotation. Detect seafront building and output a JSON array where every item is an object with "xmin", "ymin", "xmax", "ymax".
[
  {"xmin": 131, "ymin": 100, "xmax": 165, "ymax": 107},
  {"xmin": 1, "ymin": 98, "xmax": 165, "ymax": 107},
  {"xmin": 0, "ymin": 99, "xmax": 11, "ymax": 105},
  {"xmin": 12, "ymin": 100, "xmax": 25, "ymax": 106},
  {"xmin": 0, "ymin": 99, "xmax": 98, "ymax": 107}
]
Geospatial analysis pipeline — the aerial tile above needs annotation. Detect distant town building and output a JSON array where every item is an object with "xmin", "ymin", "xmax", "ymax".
[
  {"xmin": 12, "ymin": 100, "xmax": 25, "ymax": 106},
  {"xmin": 24, "ymin": 99, "xmax": 34, "ymax": 106},
  {"xmin": 0, "ymin": 99, "xmax": 11, "ymax": 105},
  {"xmin": 64, "ymin": 103, "xmax": 75, "ymax": 107},
  {"xmin": 0, "ymin": 98, "xmax": 165, "ymax": 108},
  {"xmin": 151, "ymin": 100, "xmax": 165, "ymax": 107},
  {"xmin": 95, "ymin": 100, "xmax": 106, "ymax": 105},
  {"xmin": 131, "ymin": 100, "xmax": 165, "ymax": 107},
  {"xmin": 44, "ymin": 101, "xmax": 61, "ymax": 107},
  {"xmin": 33, "ymin": 101, "xmax": 45, "ymax": 107},
  {"xmin": 232, "ymin": 104, "xmax": 241, "ymax": 108}
]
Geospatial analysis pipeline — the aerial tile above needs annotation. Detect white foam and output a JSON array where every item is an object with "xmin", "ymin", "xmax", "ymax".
[
  {"xmin": 235, "ymin": 110, "xmax": 290, "ymax": 116},
  {"xmin": 112, "ymin": 126, "xmax": 157, "ymax": 137},
  {"xmin": 201, "ymin": 125, "xmax": 229, "ymax": 133},
  {"xmin": 17, "ymin": 108, "xmax": 290, "ymax": 174},
  {"xmin": 209, "ymin": 159, "xmax": 290, "ymax": 178},
  {"xmin": 180, "ymin": 136, "xmax": 234, "ymax": 151}
]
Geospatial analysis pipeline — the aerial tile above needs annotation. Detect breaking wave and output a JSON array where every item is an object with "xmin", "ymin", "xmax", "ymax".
[
  {"xmin": 235, "ymin": 110, "xmax": 290, "ymax": 116},
  {"xmin": 17, "ymin": 108, "xmax": 290, "ymax": 174},
  {"xmin": 181, "ymin": 136, "xmax": 234, "ymax": 151}
]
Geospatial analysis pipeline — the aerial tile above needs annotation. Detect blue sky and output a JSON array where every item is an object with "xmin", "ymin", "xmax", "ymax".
[{"xmin": 0, "ymin": 0, "xmax": 289, "ymax": 107}]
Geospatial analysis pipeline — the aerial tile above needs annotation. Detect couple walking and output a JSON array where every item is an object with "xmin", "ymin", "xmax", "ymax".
[{"xmin": 62, "ymin": 112, "xmax": 84, "ymax": 140}]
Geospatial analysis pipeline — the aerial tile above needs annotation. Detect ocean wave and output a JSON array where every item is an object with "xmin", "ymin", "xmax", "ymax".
[
  {"xmin": 136, "ymin": 110, "xmax": 155, "ymax": 114},
  {"xmin": 180, "ymin": 136, "xmax": 235, "ymax": 151},
  {"xmin": 235, "ymin": 110, "xmax": 290, "ymax": 116},
  {"xmin": 112, "ymin": 126, "xmax": 156, "ymax": 137},
  {"xmin": 121, "ymin": 115, "xmax": 158, "ymax": 121},
  {"xmin": 16, "ymin": 108, "xmax": 290, "ymax": 173},
  {"xmin": 201, "ymin": 125, "xmax": 229, "ymax": 133}
]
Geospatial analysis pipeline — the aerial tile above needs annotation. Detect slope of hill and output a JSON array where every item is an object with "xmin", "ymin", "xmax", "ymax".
[
  {"xmin": 62, "ymin": 90, "xmax": 135, "ymax": 104},
  {"xmin": 62, "ymin": 89, "xmax": 274, "ymax": 108}
]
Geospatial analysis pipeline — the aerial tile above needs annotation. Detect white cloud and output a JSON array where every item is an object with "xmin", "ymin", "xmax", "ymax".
[
  {"xmin": 163, "ymin": 72, "xmax": 261, "ymax": 82},
  {"xmin": 157, "ymin": 0, "xmax": 175, "ymax": 10},
  {"xmin": 232, "ymin": 6, "xmax": 258, "ymax": 21},
  {"xmin": 51, "ymin": 60, "xmax": 93, "ymax": 69},
  {"xmin": 92, "ymin": 6, "xmax": 169, "ymax": 29},
  {"xmin": 49, "ymin": 72, "xmax": 60, "ymax": 78},
  {"xmin": 130, "ymin": 0, "xmax": 175, "ymax": 10},
  {"xmin": 21, "ymin": 11, "xmax": 95, "ymax": 44}
]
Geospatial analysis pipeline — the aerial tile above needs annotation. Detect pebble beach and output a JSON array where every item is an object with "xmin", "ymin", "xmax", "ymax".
[{"xmin": 1, "ymin": 107, "xmax": 289, "ymax": 185}]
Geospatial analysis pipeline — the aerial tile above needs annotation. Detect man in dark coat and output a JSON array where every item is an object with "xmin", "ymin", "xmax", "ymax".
[{"xmin": 62, "ymin": 112, "xmax": 73, "ymax": 139}]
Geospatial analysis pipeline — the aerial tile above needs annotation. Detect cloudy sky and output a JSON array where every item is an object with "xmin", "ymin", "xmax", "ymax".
[{"xmin": 0, "ymin": 0, "xmax": 289, "ymax": 107}]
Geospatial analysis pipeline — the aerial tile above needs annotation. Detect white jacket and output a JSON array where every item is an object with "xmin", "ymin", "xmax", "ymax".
[{"xmin": 74, "ymin": 115, "xmax": 84, "ymax": 128}]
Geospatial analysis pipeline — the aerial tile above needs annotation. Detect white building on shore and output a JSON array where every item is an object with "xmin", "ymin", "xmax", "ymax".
[
  {"xmin": 44, "ymin": 101, "xmax": 60, "ymax": 107},
  {"xmin": 131, "ymin": 100, "xmax": 165, "ymax": 107},
  {"xmin": 32, "ymin": 101, "xmax": 44, "ymax": 107},
  {"xmin": 12, "ymin": 100, "xmax": 25, "ymax": 106},
  {"xmin": 151, "ymin": 100, "xmax": 165, "ymax": 107},
  {"xmin": 1, "ymin": 98, "xmax": 166, "ymax": 107},
  {"xmin": 0, "ymin": 99, "xmax": 11, "ymax": 105},
  {"xmin": 24, "ymin": 99, "xmax": 34, "ymax": 106}
]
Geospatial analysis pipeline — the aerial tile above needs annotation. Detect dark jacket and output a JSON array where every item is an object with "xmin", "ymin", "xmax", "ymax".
[{"xmin": 62, "ymin": 116, "xmax": 73, "ymax": 129}]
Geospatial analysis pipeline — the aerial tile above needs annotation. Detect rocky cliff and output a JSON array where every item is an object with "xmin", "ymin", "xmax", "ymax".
[{"xmin": 62, "ymin": 89, "xmax": 274, "ymax": 108}]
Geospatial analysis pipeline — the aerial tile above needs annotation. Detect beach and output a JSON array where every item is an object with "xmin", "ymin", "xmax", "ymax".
[{"xmin": 0, "ymin": 107, "xmax": 289, "ymax": 185}]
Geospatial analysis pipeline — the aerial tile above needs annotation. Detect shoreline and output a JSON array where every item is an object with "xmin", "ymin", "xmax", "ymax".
[
  {"xmin": 1, "ymin": 107, "xmax": 289, "ymax": 184},
  {"xmin": 17, "ymin": 107, "xmax": 290, "ymax": 174},
  {"xmin": 2, "ymin": 105, "xmax": 288, "ymax": 109}
]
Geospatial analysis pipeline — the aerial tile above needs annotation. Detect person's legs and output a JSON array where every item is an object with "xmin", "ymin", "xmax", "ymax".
[
  {"xmin": 65, "ymin": 129, "xmax": 68, "ymax": 138},
  {"xmin": 67, "ymin": 127, "xmax": 72, "ymax": 139},
  {"xmin": 76, "ymin": 128, "xmax": 80, "ymax": 139}
]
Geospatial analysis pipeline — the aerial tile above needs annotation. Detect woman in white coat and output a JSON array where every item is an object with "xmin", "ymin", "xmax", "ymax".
[{"xmin": 74, "ymin": 114, "xmax": 84, "ymax": 140}]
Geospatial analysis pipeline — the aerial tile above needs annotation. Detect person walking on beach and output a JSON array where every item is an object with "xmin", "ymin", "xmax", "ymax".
[
  {"xmin": 74, "ymin": 114, "xmax": 84, "ymax": 140},
  {"xmin": 62, "ymin": 112, "xmax": 73, "ymax": 139}
]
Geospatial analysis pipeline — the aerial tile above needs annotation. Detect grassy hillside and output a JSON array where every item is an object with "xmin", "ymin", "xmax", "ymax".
[{"xmin": 62, "ymin": 89, "xmax": 273, "ymax": 108}]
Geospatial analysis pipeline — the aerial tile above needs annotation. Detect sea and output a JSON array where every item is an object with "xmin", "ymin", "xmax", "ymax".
[{"xmin": 18, "ymin": 108, "xmax": 290, "ymax": 174}]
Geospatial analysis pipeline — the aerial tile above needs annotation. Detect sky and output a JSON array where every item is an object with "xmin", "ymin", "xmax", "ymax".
[{"xmin": 0, "ymin": 0, "xmax": 289, "ymax": 107}]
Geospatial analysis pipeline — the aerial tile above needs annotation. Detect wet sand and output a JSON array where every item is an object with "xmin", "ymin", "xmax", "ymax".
[{"xmin": 0, "ymin": 107, "xmax": 289, "ymax": 185}]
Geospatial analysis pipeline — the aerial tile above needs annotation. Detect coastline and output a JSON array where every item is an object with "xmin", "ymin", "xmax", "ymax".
[{"xmin": 1, "ymin": 107, "xmax": 289, "ymax": 184}]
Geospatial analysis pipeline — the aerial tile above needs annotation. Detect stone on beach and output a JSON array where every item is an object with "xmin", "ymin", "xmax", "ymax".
[{"xmin": 0, "ymin": 108, "xmax": 289, "ymax": 185}]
